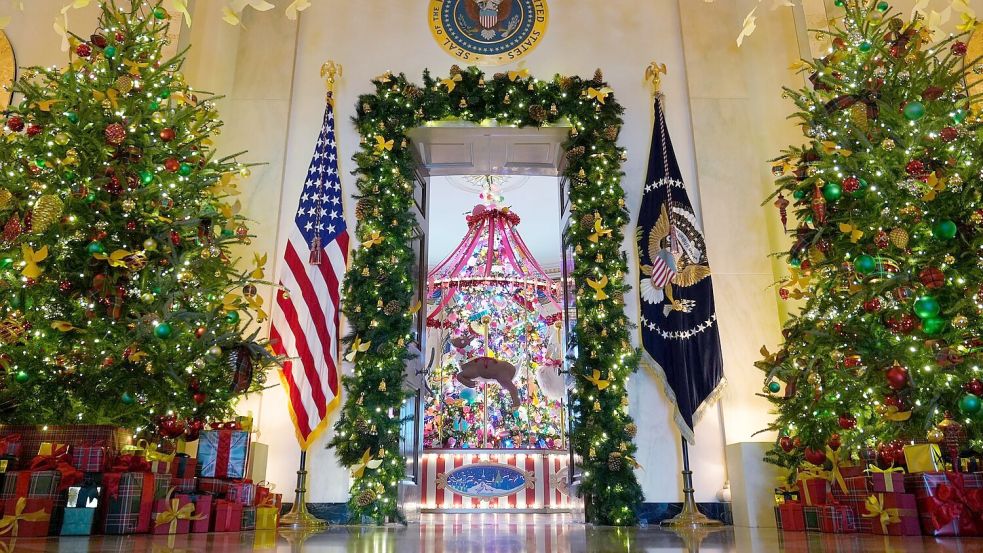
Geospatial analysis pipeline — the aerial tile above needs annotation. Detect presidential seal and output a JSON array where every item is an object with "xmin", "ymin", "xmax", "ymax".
[{"xmin": 429, "ymin": 0, "xmax": 548, "ymax": 65}]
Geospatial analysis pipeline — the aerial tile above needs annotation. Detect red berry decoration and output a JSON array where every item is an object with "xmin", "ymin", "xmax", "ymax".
[
  {"xmin": 779, "ymin": 436, "xmax": 794, "ymax": 452},
  {"xmin": 906, "ymin": 159, "xmax": 925, "ymax": 176},
  {"xmin": 159, "ymin": 128, "xmax": 176, "ymax": 142},
  {"xmin": 919, "ymin": 267, "xmax": 944, "ymax": 289},
  {"xmin": 104, "ymin": 122, "xmax": 127, "ymax": 146},
  {"xmin": 6, "ymin": 115, "xmax": 24, "ymax": 132},
  {"xmin": 841, "ymin": 176, "xmax": 860, "ymax": 193},
  {"xmin": 58, "ymin": 280, "xmax": 73, "ymax": 292},
  {"xmin": 170, "ymin": 230, "xmax": 181, "ymax": 246},
  {"xmin": 940, "ymin": 127, "xmax": 959, "ymax": 142},
  {"xmin": 114, "ymin": 31, "xmax": 125, "ymax": 42},
  {"xmin": 885, "ymin": 363, "xmax": 909, "ymax": 390},
  {"xmin": 967, "ymin": 379, "xmax": 983, "ymax": 397},
  {"xmin": 953, "ymin": 41, "xmax": 968, "ymax": 56},
  {"xmin": 828, "ymin": 433, "xmax": 842, "ymax": 450},
  {"xmin": 193, "ymin": 392, "xmax": 208, "ymax": 405},
  {"xmin": 75, "ymin": 43, "xmax": 92, "ymax": 57},
  {"xmin": 25, "ymin": 123, "xmax": 42, "ymax": 137},
  {"xmin": 164, "ymin": 157, "xmax": 180, "ymax": 172},
  {"xmin": 779, "ymin": 288, "xmax": 790, "ymax": 300},
  {"xmin": 804, "ymin": 447, "xmax": 827, "ymax": 466},
  {"xmin": 863, "ymin": 298, "xmax": 882, "ymax": 312},
  {"xmin": 844, "ymin": 355, "xmax": 863, "ymax": 368},
  {"xmin": 158, "ymin": 414, "xmax": 185, "ymax": 438},
  {"xmin": 838, "ymin": 414, "xmax": 857, "ymax": 430},
  {"xmin": 184, "ymin": 419, "xmax": 204, "ymax": 441}
]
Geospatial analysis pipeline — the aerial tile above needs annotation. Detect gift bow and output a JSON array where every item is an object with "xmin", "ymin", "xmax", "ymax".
[
  {"xmin": 867, "ymin": 464, "xmax": 905, "ymax": 493},
  {"xmin": 825, "ymin": 446, "xmax": 848, "ymax": 494},
  {"xmin": 440, "ymin": 74, "xmax": 462, "ymax": 92},
  {"xmin": 361, "ymin": 231, "xmax": 383, "ymax": 248},
  {"xmin": 146, "ymin": 448, "xmax": 176, "ymax": 464},
  {"xmin": 507, "ymin": 68, "xmax": 529, "ymax": 81},
  {"xmin": 0, "ymin": 497, "xmax": 49, "ymax": 537},
  {"xmin": 154, "ymin": 488, "xmax": 204, "ymax": 534},
  {"xmin": 30, "ymin": 444, "xmax": 82, "ymax": 491},
  {"xmin": 863, "ymin": 494, "xmax": 901, "ymax": 533}
]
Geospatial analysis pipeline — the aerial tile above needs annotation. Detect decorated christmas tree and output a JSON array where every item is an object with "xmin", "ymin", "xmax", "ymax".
[
  {"xmin": 760, "ymin": 0, "xmax": 983, "ymax": 471},
  {"xmin": 0, "ymin": 1, "xmax": 271, "ymax": 433}
]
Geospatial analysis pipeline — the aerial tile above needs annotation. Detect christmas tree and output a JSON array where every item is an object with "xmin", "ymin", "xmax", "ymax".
[
  {"xmin": 760, "ymin": 0, "xmax": 983, "ymax": 471},
  {"xmin": 0, "ymin": 1, "xmax": 271, "ymax": 433}
]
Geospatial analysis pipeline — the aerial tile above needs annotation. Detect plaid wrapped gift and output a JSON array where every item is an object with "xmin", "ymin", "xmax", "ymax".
[
  {"xmin": 100, "ymin": 472, "xmax": 171, "ymax": 535},
  {"xmin": 862, "ymin": 493, "xmax": 920, "ymax": 535},
  {"xmin": 255, "ymin": 481, "xmax": 275, "ymax": 508},
  {"xmin": 240, "ymin": 505, "xmax": 256, "ymax": 530},
  {"xmin": 172, "ymin": 454, "xmax": 196, "ymax": 479},
  {"xmin": 211, "ymin": 499, "xmax": 242, "ymax": 532},
  {"xmin": 903, "ymin": 444, "xmax": 944, "ymax": 474},
  {"xmin": 906, "ymin": 471, "xmax": 983, "ymax": 536},
  {"xmin": 0, "ymin": 469, "xmax": 62, "ymax": 500},
  {"xmin": 71, "ymin": 442, "xmax": 109, "ymax": 473},
  {"xmin": 60, "ymin": 507, "xmax": 95, "ymax": 536},
  {"xmin": 173, "ymin": 477, "xmax": 196, "ymax": 493},
  {"xmin": 197, "ymin": 429, "xmax": 250, "ymax": 479},
  {"xmin": 189, "ymin": 493, "xmax": 213, "ymax": 533},
  {"xmin": 152, "ymin": 489, "xmax": 200, "ymax": 535},
  {"xmin": 802, "ymin": 506, "xmax": 822, "ymax": 532},
  {"xmin": 227, "ymin": 481, "xmax": 255, "ymax": 506},
  {"xmin": 817, "ymin": 503, "xmax": 857, "ymax": 533},
  {"xmin": 0, "ymin": 426, "xmax": 132, "ymax": 470},
  {"xmin": 834, "ymin": 495, "xmax": 874, "ymax": 533},
  {"xmin": 0, "ymin": 496, "xmax": 53, "ymax": 537},
  {"xmin": 198, "ymin": 477, "xmax": 232, "ymax": 497},
  {"xmin": 0, "ymin": 434, "xmax": 22, "ymax": 459},
  {"xmin": 869, "ymin": 466, "xmax": 906, "ymax": 493}
]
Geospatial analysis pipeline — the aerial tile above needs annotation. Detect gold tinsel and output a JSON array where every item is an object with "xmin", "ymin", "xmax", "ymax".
[
  {"xmin": 0, "ymin": 313, "xmax": 27, "ymax": 344},
  {"xmin": 31, "ymin": 194, "xmax": 63, "ymax": 234}
]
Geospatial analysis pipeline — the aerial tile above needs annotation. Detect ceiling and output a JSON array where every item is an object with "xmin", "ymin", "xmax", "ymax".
[{"xmin": 427, "ymin": 175, "xmax": 562, "ymax": 270}]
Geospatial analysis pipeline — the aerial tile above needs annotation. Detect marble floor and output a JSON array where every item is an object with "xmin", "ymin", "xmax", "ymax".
[{"xmin": 3, "ymin": 514, "xmax": 983, "ymax": 552}]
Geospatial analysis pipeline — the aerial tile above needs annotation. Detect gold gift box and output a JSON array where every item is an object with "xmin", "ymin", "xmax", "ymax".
[{"xmin": 903, "ymin": 443, "xmax": 944, "ymax": 473}]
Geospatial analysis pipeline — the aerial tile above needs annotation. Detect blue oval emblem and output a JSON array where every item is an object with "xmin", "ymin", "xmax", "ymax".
[
  {"xmin": 429, "ymin": 0, "xmax": 549, "ymax": 65},
  {"xmin": 444, "ymin": 462, "xmax": 528, "ymax": 498}
]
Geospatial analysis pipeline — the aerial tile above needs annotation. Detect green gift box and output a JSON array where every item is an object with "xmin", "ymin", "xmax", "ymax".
[
  {"xmin": 240, "ymin": 505, "xmax": 256, "ymax": 530},
  {"xmin": 60, "ymin": 507, "xmax": 95, "ymax": 536}
]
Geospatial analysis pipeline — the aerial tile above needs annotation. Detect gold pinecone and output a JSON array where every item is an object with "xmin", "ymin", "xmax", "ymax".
[
  {"xmin": 566, "ymin": 146, "xmax": 586, "ymax": 160},
  {"xmin": 405, "ymin": 85, "xmax": 423, "ymax": 100},
  {"xmin": 31, "ymin": 194, "xmax": 64, "ymax": 234},
  {"xmin": 493, "ymin": 72, "xmax": 507, "ymax": 81},
  {"xmin": 625, "ymin": 423, "xmax": 637, "ymax": 438},
  {"xmin": 580, "ymin": 212, "xmax": 596, "ymax": 229},
  {"xmin": 592, "ymin": 68, "xmax": 604, "ymax": 84},
  {"xmin": 607, "ymin": 451, "xmax": 623, "ymax": 472},
  {"xmin": 355, "ymin": 198, "xmax": 371, "ymax": 221},
  {"xmin": 888, "ymin": 228, "xmax": 909, "ymax": 249},
  {"xmin": 449, "ymin": 65, "xmax": 463, "ymax": 76},
  {"xmin": 558, "ymin": 76, "xmax": 574, "ymax": 90},
  {"xmin": 383, "ymin": 300, "xmax": 401, "ymax": 316},
  {"xmin": 602, "ymin": 125, "xmax": 620, "ymax": 141},
  {"xmin": 355, "ymin": 488, "xmax": 377, "ymax": 507},
  {"xmin": 529, "ymin": 104, "xmax": 546, "ymax": 122}
]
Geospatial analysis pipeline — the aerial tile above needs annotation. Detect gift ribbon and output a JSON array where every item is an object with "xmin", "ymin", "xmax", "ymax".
[
  {"xmin": 826, "ymin": 446, "xmax": 848, "ymax": 495},
  {"xmin": 215, "ymin": 499, "xmax": 242, "ymax": 531},
  {"xmin": 103, "ymin": 455, "xmax": 152, "ymax": 499},
  {"xmin": 868, "ymin": 465, "xmax": 905, "ymax": 493},
  {"xmin": 154, "ymin": 487, "xmax": 204, "ymax": 535},
  {"xmin": 215, "ymin": 429, "xmax": 232, "ymax": 478},
  {"xmin": 863, "ymin": 494, "xmax": 901, "ymax": 534},
  {"xmin": 29, "ymin": 445, "xmax": 82, "ymax": 492},
  {"xmin": 135, "ymin": 472, "xmax": 158, "ymax": 534},
  {"xmin": 0, "ymin": 497, "xmax": 49, "ymax": 537},
  {"xmin": 796, "ymin": 465, "xmax": 828, "ymax": 505}
]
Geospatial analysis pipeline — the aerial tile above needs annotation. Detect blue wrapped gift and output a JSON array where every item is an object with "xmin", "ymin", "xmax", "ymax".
[
  {"xmin": 61, "ymin": 507, "xmax": 95, "ymax": 536},
  {"xmin": 197, "ymin": 429, "xmax": 250, "ymax": 479}
]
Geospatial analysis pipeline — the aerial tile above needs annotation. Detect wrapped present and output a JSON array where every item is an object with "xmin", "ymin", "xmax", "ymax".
[
  {"xmin": 173, "ymin": 454, "xmax": 196, "ymax": 479},
  {"xmin": 903, "ymin": 443, "xmax": 944, "ymax": 473},
  {"xmin": 197, "ymin": 429, "xmax": 249, "ymax": 479},
  {"xmin": 38, "ymin": 442, "xmax": 70, "ymax": 457},
  {"xmin": 0, "ymin": 434, "xmax": 22, "ymax": 459},
  {"xmin": 839, "ymin": 462, "xmax": 865, "ymax": 479},
  {"xmin": 841, "ymin": 475, "xmax": 871, "ymax": 496},
  {"xmin": 247, "ymin": 442, "xmax": 268, "ymax": 482},
  {"xmin": 241, "ymin": 505, "xmax": 256, "ymax": 530},
  {"xmin": 212, "ymin": 499, "xmax": 243, "ymax": 532},
  {"xmin": 272, "ymin": 493, "xmax": 282, "ymax": 510},
  {"xmin": 256, "ymin": 505, "xmax": 278, "ymax": 531},
  {"xmin": 959, "ymin": 450, "xmax": 981, "ymax": 473},
  {"xmin": 1, "ymin": 469, "xmax": 63, "ymax": 500},
  {"xmin": 906, "ymin": 471, "xmax": 983, "ymax": 536},
  {"xmin": 0, "ymin": 458, "xmax": 9, "ymax": 473},
  {"xmin": 862, "ymin": 493, "xmax": 920, "ymax": 536},
  {"xmin": 227, "ymin": 480, "xmax": 255, "ymax": 506},
  {"xmin": 60, "ymin": 507, "xmax": 95, "ymax": 536},
  {"xmin": 825, "ymin": 446, "xmax": 853, "ymax": 495},
  {"xmin": 198, "ymin": 477, "xmax": 232, "ymax": 497},
  {"xmin": 869, "ymin": 466, "xmax": 906, "ymax": 493},
  {"xmin": 939, "ymin": 413, "xmax": 967, "ymax": 463},
  {"xmin": 236, "ymin": 414, "xmax": 253, "ymax": 433},
  {"xmin": 817, "ymin": 503, "xmax": 857, "ymax": 533},
  {"xmin": 0, "ymin": 496, "xmax": 52, "ymax": 537},
  {"xmin": 152, "ymin": 488, "xmax": 201, "ymax": 535},
  {"xmin": 28, "ymin": 446, "xmax": 83, "ymax": 492},
  {"xmin": 189, "ymin": 493, "xmax": 213, "ymax": 533},
  {"xmin": 0, "ymin": 425, "xmax": 132, "ymax": 470},
  {"xmin": 173, "ymin": 477, "xmax": 196, "ymax": 493},
  {"xmin": 802, "ymin": 505, "xmax": 822, "ymax": 532},
  {"xmin": 71, "ymin": 442, "xmax": 109, "ymax": 473},
  {"xmin": 100, "ymin": 471, "xmax": 171, "ymax": 535},
  {"xmin": 796, "ymin": 467, "xmax": 829, "ymax": 507},
  {"xmin": 255, "ymin": 481, "xmax": 275, "ymax": 508}
]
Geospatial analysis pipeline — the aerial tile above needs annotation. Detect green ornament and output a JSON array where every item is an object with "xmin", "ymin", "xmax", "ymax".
[
  {"xmin": 960, "ymin": 393, "xmax": 982, "ymax": 415},
  {"xmin": 65, "ymin": 111, "xmax": 79, "ymax": 123},
  {"xmin": 104, "ymin": 46, "xmax": 117, "ymax": 58},
  {"xmin": 63, "ymin": 170, "xmax": 76, "ymax": 181},
  {"xmin": 35, "ymin": 157, "xmax": 46, "ymax": 169},
  {"xmin": 120, "ymin": 391, "xmax": 135, "ymax": 405},
  {"xmin": 221, "ymin": 228, "xmax": 234, "ymax": 238},
  {"xmin": 178, "ymin": 163, "xmax": 193, "ymax": 176},
  {"xmin": 858, "ymin": 41, "xmax": 872, "ymax": 53},
  {"xmin": 150, "ymin": 101, "xmax": 160, "ymax": 111},
  {"xmin": 852, "ymin": 178, "xmax": 868, "ymax": 198},
  {"xmin": 789, "ymin": 257, "xmax": 801, "ymax": 269},
  {"xmin": 922, "ymin": 316, "xmax": 946, "ymax": 335},
  {"xmin": 904, "ymin": 102, "xmax": 926, "ymax": 121},
  {"xmin": 159, "ymin": 88, "xmax": 171, "ymax": 99},
  {"xmin": 84, "ymin": 191, "xmax": 96, "ymax": 203},
  {"xmin": 804, "ymin": 214, "xmax": 814, "ymax": 223},
  {"xmin": 153, "ymin": 6, "xmax": 167, "ymax": 19},
  {"xmin": 768, "ymin": 381, "xmax": 781, "ymax": 393},
  {"xmin": 834, "ymin": 0, "xmax": 844, "ymax": 6},
  {"xmin": 140, "ymin": 170, "xmax": 154, "ymax": 185},
  {"xmin": 86, "ymin": 241, "xmax": 105, "ymax": 255},
  {"xmin": 877, "ymin": 1, "xmax": 889, "ymax": 11},
  {"xmin": 933, "ymin": 220, "xmax": 958, "ymax": 240},
  {"xmin": 154, "ymin": 322, "xmax": 173, "ymax": 339},
  {"xmin": 953, "ymin": 109, "xmax": 967, "ymax": 124},
  {"xmin": 0, "ymin": 257, "xmax": 12, "ymax": 269},
  {"xmin": 225, "ymin": 311, "xmax": 240, "ymax": 324},
  {"xmin": 855, "ymin": 254, "xmax": 877, "ymax": 274},
  {"xmin": 913, "ymin": 296, "xmax": 940, "ymax": 319},
  {"xmin": 792, "ymin": 189, "xmax": 806, "ymax": 201},
  {"xmin": 822, "ymin": 182, "xmax": 842, "ymax": 201},
  {"xmin": 14, "ymin": 370, "xmax": 29, "ymax": 384}
]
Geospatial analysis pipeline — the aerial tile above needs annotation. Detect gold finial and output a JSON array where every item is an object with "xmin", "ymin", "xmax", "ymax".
[
  {"xmin": 645, "ymin": 62, "xmax": 667, "ymax": 96},
  {"xmin": 321, "ymin": 60, "xmax": 342, "ymax": 96}
]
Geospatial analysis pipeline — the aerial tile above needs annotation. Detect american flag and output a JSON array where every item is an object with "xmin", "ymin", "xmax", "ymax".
[{"xmin": 271, "ymin": 96, "xmax": 349, "ymax": 449}]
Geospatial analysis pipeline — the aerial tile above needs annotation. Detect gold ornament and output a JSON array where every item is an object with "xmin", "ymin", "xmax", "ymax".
[
  {"xmin": 115, "ymin": 75, "xmax": 133, "ymax": 93},
  {"xmin": 926, "ymin": 427, "xmax": 944, "ymax": 444},
  {"xmin": 807, "ymin": 372, "xmax": 820, "ymax": 385},
  {"xmin": 593, "ymin": 399, "xmax": 601, "ymax": 412},
  {"xmin": 0, "ymin": 313, "xmax": 27, "ymax": 344},
  {"xmin": 31, "ymin": 194, "xmax": 64, "ymax": 233},
  {"xmin": 378, "ymin": 380, "xmax": 387, "ymax": 392},
  {"xmin": 54, "ymin": 133, "xmax": 70, "ymax": 146},
  {"xmin": 459, "ymin": 98, "xmax": 468, "ymax": 108},
  {"xmin": 952, "ymin": 314, "xmax": 969, "ymax": 328},
  {"xmin": 0, "ymin": 188, "xmax": 11, "ymax": 210},
  {"xmin": 888, "ymin": 228, "xmax": 909, "ymax": 249},
  {"xmin": 151, "ymin": 111, "xmax": 166, "ymax": 124},
  {"xmin": 625, "ymin": 422, "xmax": 637, "ymax": 438},
  {"xmin": 503, "ymin": 94, "xmax": 511, "ymax": 105},
  {"xmin": 881, "ymin": 138, "xmax": 896, "ymax": 151}
]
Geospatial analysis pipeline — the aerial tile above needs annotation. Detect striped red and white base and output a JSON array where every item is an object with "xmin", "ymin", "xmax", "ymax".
[{"xmin": 420, "ymin": 451, "xmax": 574, "ymax": 512}]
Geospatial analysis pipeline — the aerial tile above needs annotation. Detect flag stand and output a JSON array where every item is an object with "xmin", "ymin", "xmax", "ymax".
[
  {"xmin": 279, "ymin": 451, "xmax": 326, "ymax": 529},
  {"xmin": 661, "ymin": 437, "xmax": 723, "ymax": 528}
]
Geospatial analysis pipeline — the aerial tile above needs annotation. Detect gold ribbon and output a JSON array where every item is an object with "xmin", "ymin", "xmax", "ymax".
[
  {"xmin": 20, "ymin": 244, "xmax": 48, "ymax": 279},
  {"xmin": 0, "ymin": 497, "xmax": 49, "ymax": 537},
  {"xmin": 863, "ymin": 493, "xmax": 900, "ymax": 533},
  {"xmin": 867, "ymin": 465, "xmax": 905, "ymax": 493},
  {"xmin": 796, "ymin": 465, "xmax": 828, "ymax": 505},
  {"xmin": 587, "ymin": 86, "xmax": 613, "ymax": 104},
  {"xmin": 826, "ymin": 446, "xmax": 848, "ymax": 495},
  {"xmin": 154, "ymin": 488, "xmax": 204, "ymax": 535},
  {"xmin": 146, "ymin": 447, "xmax": 175, "ymax": 464}
]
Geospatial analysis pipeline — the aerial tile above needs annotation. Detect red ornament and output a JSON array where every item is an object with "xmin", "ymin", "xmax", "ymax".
[
  {"xmin": 967, "ymin": 379, "xmax": 983, "ymax": 397},
  {"xmin": 104, "ymin": 123, "xmax": 127, "ymax": 146},
  {"xmin": 164, "ymin": 157, "xmax": 180, "ymax": 172},
  {"xmin": 90, "ymin": 33, "xmax": 108, "ymax": 48},
  {"xmin": 953, "ymin": 42, "xmax": 968, "ymax": 56},
  {"xmin": 125, "ymin": 220, "xmax": 137, "ymax": 231},
  {"xmin": 828, "ymin": 433, "xmax": 842, "ymax": 450},
  {"xmin": 885, "ymin": 364, "xmax": 909, "ymax": 390},
  {"xmin": 224, "ymin": 421, "xmax": 240, "ymax": 430},
  {"xmin": 779, "ymin": 436, "xmax": 794, "ymax": 452},
  {"xmin": 842, "ymin": 176, "xmax": 860, "ymax": 193},
  {"xmin": 919, "ymin": 267, "xmax": 944, "ymax": 289},
  {"xmin": 114, "ymin": 31, "xmax": 125, "ymax": 42},
  {"xmin": 940, "ymin": 127, "xmax": 959, "ymax": 142},
  {"xmin": 779, "ymin": 288, "xmax": 790, "ymax": 300},
  {"xmin": 184, "ymin": 419, "xmax": 204, "ymax": 441},
  {"xmin": 25, "ymin": 123, "xmax": 42, "ymax": 137},
  {"xmin": 170, "ymin": 230, "xmax": 181, "ymax": 246},
  {"xmin": 922, "ymin": 86, "xmax": 944, "ymax": 101},
  {"xmin": 194, "ymin": 326, "xmax": 207, "ymax": 338},
  {"xmin": 208, "ymin": 421, "xmax": 222, "ymax": 430},
  {"xmin": 804, "ymin": 447, "xmax": 827, "ymax": 466},
  {"xmin": 58, "ymin": 280, "xmax": 73, "ymax": 292},
  {"xmin": 193, "ymin": 392, "xmax": 208, "ymax": 405},
  {"xmin": 844, "ymin": 355, "xmax": 863, "ymax": 368},
  {"xmin": 863, "ymin": 298, "xmax": 882, "ymax": 313},
  {"xmin": 884, "ymin": 394, "xmax": 905, "ymax": 410},
  {"xmin": 906, "ymin": 159, "xmax": 925, "ymax": 176},
  {"xmin": 75, "ymin": 43, "xmax": 92, "ymax": 57},
  {"xmin": 159, "ymin": 128, "xmax": 176, "ymax": 142},
  {"xmin": 159, "ymin": 415, "xmax": 186, "ymax": 439},
  {"xmin": 874, "ymin": 230, "xmax": 889, "ymax": 249},
  {"xmin": 838, "ymin": 414, "xmax": 857, "ymax": 430},
  {"xmin": 878, "ymin": 447, "xmax": 897, "ymax": 467},
  {"xmin": 6, "ymin": 115, "xmax": 24, "ymax": 132},
  {"xmin": 892, "ymin": 286, "xmax": 915, "ymax": 302}
]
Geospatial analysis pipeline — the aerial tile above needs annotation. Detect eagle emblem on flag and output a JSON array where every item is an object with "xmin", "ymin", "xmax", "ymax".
[{"xmin": 638, "ymin": 203, "xmax": 711, "ymax": 316}]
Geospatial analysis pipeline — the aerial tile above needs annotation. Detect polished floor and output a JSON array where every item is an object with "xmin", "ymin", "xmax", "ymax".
[{"xmin": 2, "ymin": 514, "xmax": 983, "ymax": 552}]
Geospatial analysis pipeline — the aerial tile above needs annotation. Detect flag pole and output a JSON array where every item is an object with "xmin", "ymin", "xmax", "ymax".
[
  {"xmin": 279, "ymin": 60, "xmax": 343, "ymax": 531},
  {"xmin": 643, "ymin": 61, "xmax": 723, "ymax": 529}
]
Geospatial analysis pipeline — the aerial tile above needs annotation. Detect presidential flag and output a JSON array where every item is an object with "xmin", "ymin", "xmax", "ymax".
[
  {"xmin": 635, "ymin": 97, "xmax": 725, "ymax": 444},
  {"xmin": 270, "ymin": 94, "xmax": 349, "ymax": 450}
]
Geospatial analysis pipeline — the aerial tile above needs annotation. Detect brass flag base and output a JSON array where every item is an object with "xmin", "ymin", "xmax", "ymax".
[
  {"xmin": 280, "ymin": 451, "xmax": 327, "ymax": 530},
  {"xmin": 661, "ymin": 438, "xmax": 724, "ymax": 528}
]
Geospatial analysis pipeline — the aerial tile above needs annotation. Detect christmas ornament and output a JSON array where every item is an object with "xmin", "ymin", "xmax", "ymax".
[
  {"xmin": 913, "ymin": 296, "xmax": 940, "ymax": 319},
  {"xmin": 822, "ymin": 181, "xmax": 842, "ymax": 201},
  {"xmin": 159, "ymin": 127, "xmax": 175, "ymax": 142},
  {"xmin": 164, "ymin": 157, "xmax": 180, "ymax": 172},
  {"xmin": 932, "ymin": 220, "xmax": 957, "ymax": 240},
  {"xmin": 885, "ymin": 363, "xmax": 909, "ymax": 390},
  {"xmin": 228, "ymin": 345, "xmax": 254, "ymax": 393},
  {"xmin": 903, "ymin": 101, "xmax": 926, "ymax": 121},
  {"xmin": 855, "ymin": 254, "xmax": 876, "ymax": 274},
  {"xmin": 838, "ymin": 414, "xmax": 856, "ymax": 429},
  {"xmin": 104, "ymin": 122, "xmax": 127, "ymax": 145},
  {"xmin": 779, "ymin": 436, "xmax": 794, "ymax": 452},
  {"xmin": 356, "ymin": 489, "xmax": 377, "ymax": 507},
  {"xmin": 922, "ymin": 317, "xmax": 946, "ymax": 335},
  {"xmin": 607, "ymin": 452, "xmax": 623, "ymax": 472},
  {"xmin": 154, "ymin": 322, "xmax": 173, "ymax": 339},
  {"xmin": 5, "ymin": 115, "xmax": 24, "ymax": 132},
  {"xmin": 767, "ymin": 381, "xmax": 781, "ymax": 393},
  {"xmin": 75, "ymin": 43, "xmax": 92, "ymax": 57},
  {"xmin": 803, "ymin": 447, "xmax": 827, "ymax": 465},
  {"xmin": 14, "ymin": 370, "xmax": 29, "ymax": 384},
  {"xmin": 120, "ymin": 391, "xmax": 135, "ymax": 405},
  {"xmin": 193, "ymin": 392, "xmax": 207, "ymax": 405},
  {"xmin": 888, "ymin": 228, "xmax": 909, "ymax": 249},
  {"xmin": 828, "ymin": 433, "xmax": 842, "ymax": 450},
  {"xmin": 926, "ymin": 427, "xmax": 944, "ymax": 444},
  {"xmin": 863, "ymin": 298, "xmax": 881, "ymax": 312},
  {"xmin": 959, "ymin": 393, "xmax": 982, "ymax": 415},
  {"xmin": 918, "ymin": 267, "xmax": 944, "ymax": 289},
  {"xmin": 967, "ymin": 379, "xmax": 983, "ymax": 397},
  {"xmin": 30, "ymin": 194, "xmax": 64, "ymax": 234}
]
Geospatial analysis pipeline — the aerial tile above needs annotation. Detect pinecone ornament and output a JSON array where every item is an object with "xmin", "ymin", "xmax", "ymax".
[
  {"xmin": 449, "ymin": 65, "xmax": 463, "ymax": 76},
  {"xmin": 625, "ymin": 422, "xmax": 637, "ymax": 438},
  {"xmin": 592, "ymin": 68, "xmax": 604, "ymax": 84},
  {"xmin": 404, "ymin": 85, "xmax": 423, "ymax": 100},
  {"xmin": 579, "ymin": 212, "xmax": 596, "ymax": 229},
  {"xmin": 0, "ymin": 188, "xmax": 11, "ymax": 210},
  {"xmin": 115, "ymin": 75, "xmax": 134, "ymax": 93},
  {"xmin": 566, "ymin": 146, "xmax": 586, "ymax": 161},
  {"xmin": 356, "ymin": 488, "xmax": 377, "ymax": 507},
  {"xmin": 529, "ymin": 104, "xmax": 546, "ymax": 122},
  {"xmin": 607, "ymin": 451, "xmax": 623, "ymax": 472},
  {"xmin": 383, "ymin": 300, "xmax": 401, "ymax": 316},
  {"xmin": 355, "ymin": 198, "xmax": 371, "ymax": 221},
  {"xmin": 2, "ymin": 215, "xmax": 22, "ymax": 243},
  {"xmin": 558, "ymin": 76, "xmax": 574, "ymax": 90},
  {"xmin": 31, "ymin": 194, "xmax": 64, "ymax": 234},
  {"xmin": 889, "ymin": 228, "xmax": 909, "ymax": 249},
  {"xmin": 602, "ymin": 125, "xmax": 620, "ymax": 141}
]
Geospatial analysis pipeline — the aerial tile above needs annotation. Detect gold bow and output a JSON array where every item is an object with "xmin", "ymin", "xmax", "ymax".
[
  {"xmin": 351, "ymin": 448, "xmax": 383, "ymax": 479},
  {"xmin": 345, "ymin": 337, "xmax": 371, "ymax": 362},
  {"xmin": 583, "ymin": 369, "xmax": 610, "ymax": 390},
  {"xmin": 586, "ymin": 275, "xmax": 609, "ymax": 300},
  {"xmin": 440, "ymin": 74, "xmax": 462, "ymax": 92},
  {"xmin": 880, "ymin": 404, "xmax": 912, "ymax": 422},
  {"xmin": 361, "ymin": 231, "xmax": 383, "ymax": 248},
  {"xmin": 93, "ymin": 248, "xmax": 133, "ymax": 268},
  {"xmin": 154, "ymin": 488, "xmax": 203, "ymax": 535},
  {"xmin": 21, "ymin": 244, "xmax": 48, "ymax": 279},
  {"xmin": 123, "ymin": 59, "xmax": 150, "ymax": 76},
  {"xmin": 0, "ymin": 497, "xmax": 49, "ymax": 537},
  {"xmin": 921, "ymin": 172, "xmax": 945, "ymax": 202},
  {"xmin": 826, "ymin": 446, "xmax": 848, "ymax": 494},
  {"xmin": 92, "ymin": 88, "xmax": 120, "ymax": 109},
  {"xmin": 587, "ymin": 86, "xmax": 613, "ymax": 104},
  {"xmin": 374, "ymin": 135, "xmax": 394, "ymax": 153},
  {"xmin": 251, "ymin": 253, "xmax": 267, "ymax": 279},
  {"xmin": 588, "ymin": 219, "xmax": 612, "ymax": 243},
  {"xmin": 507, "ymin": 68, "xmax": 529, "ymax": 81},
  {"xmin": 863, "ymin": 494, "xmax": 900, "ymax": 533},
  {"xmin": 821, "ymin": 141, "xmax": 852, "ymax": 156},
  {"xmin": 838, "ymin": 223, "xmax": 864, "ymax": 243},
  {"xmin": 146, "ymin": 447, "xmax": 176, "ymax": 463}
]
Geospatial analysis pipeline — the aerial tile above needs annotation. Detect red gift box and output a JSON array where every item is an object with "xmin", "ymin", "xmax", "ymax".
[
  {"xmin": 255, "ymin": 481, "xmax": 274, "ymax": 508},
  {"xmin": 198, "ymin": 477, "xmax": 232, "ymax": 497},
  {"xmin": 211, "ymin": 499, "xmax": 242, "ymax": 532},
  {"xmin": 227, "ymin": 480, "xmax": 255, "ymax": 506},
  {"xmin": 796, "ymin": 475, "xmax": 829, "ymax": 506},
  {"xmin": 0, "ymin": 425, "xmax": 132, "ymax": 470},
  {"xmin": 71, "ymin": 442, "xmax": 109, "ymax": 473},
  {"xmin": 190, "ymin": 494, "xmax": 213, "ymax": 533},
  {"xmin": 152, "ymin": 489, "xmax": 199, "ymax": 535},
  {"xmin": 0, "ymin": 497, "xmax": 53, "ymax": 537},
  {"xmin": 172, "ymin": 454, "xmax": 196, "ymax": 479},
  {"xmin": 818, "ymin": 503, "xmax": 857, "ymax": 533},
  {"xmin": 778, "ymin": 501, "xmax": 805, "ymax": 532},
  {"xmin": 862, "ymin": 493, "xmax": 920, "ymax": 536},
  {"xmin": 906, "ymin": 471, "xmax": 983, "ymax": 536},
  {"xmin": 173, "ymin": 477, "xmax": 196, "ymax": 493},
  {"xmin": 870, "ymin": 467, "xmax": 906, "ymax": 494}
]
